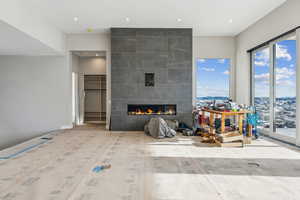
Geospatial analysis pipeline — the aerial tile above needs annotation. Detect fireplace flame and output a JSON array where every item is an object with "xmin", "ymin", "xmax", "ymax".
[
  {"xmin": 146, "ymin": 108, "xmax": 153, "ymax": 114},
  {"xmin": 128, "ymin": 105, "xmax": 176, "ymax": 115},
  {"xmin": 136, "ymin": 109, "xmax": 143, "ymax": 115}
]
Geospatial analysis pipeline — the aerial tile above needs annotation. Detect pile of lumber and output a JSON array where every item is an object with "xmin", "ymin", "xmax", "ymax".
[{"xmin": 216, "ymin": 131, "xmax": 244, "ymax": 147}]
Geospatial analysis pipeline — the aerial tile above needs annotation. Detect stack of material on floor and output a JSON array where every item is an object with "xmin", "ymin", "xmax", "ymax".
[
  {"xmin": 216, "ymin": 131, "xmax": 244, "ymax": 147},
  {"xmin": 144, "ymin": 118, "xmax": 177, "ymax": 138}
]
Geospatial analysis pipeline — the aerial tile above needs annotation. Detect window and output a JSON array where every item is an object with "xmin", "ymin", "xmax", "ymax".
[
  {"xmin": 196, "ymin": 58, "xmax": 230, "ymax": 107},
  {"xmin": 274, "ymin": 36, "xmax": 296, "ymax": 138},
  {"xmin": 251, "ymin": 33, "xmax": 297, "ymax": 141},
  {"xmin": 253, "ymin": 47, "xmax": 271, "ymax": 131}
]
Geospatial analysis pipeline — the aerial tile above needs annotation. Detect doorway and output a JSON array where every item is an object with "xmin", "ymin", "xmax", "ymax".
[
  {"xmin": 71, "ymin": 51, "xmax": 107, "ymax": 125},
  {"xmin": 84, "ymin": 75, "xmax": 106, "ymax": 123}
]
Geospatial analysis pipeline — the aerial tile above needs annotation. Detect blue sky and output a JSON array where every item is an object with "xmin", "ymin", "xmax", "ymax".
[
  {"xmin": 196, "ymin": 58, "xmax": 230, "ymax": 97},
  {"xmin": 254, "ymin": 39, "xmax": 296, "ymax": 97}
]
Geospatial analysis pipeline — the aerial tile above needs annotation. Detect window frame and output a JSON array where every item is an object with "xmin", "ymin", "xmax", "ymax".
[{"xmin": 251, "ymin": 31, "xmax": 297, "ymax": 144}]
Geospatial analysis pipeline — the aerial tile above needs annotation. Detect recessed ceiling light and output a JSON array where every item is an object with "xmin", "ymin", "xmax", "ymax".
[
  {"xmin": 229, "ymin": 19, "xmax": 233, "ymax": 23},
  {"xmin": 177, "ymin": 18, "xmax": 182, "ymax": 22},
  {"xmin": 125, "ymin": 17, "xmax": 130, "ymax": 22},
  {"xmin": 73, "ymin": 17, "xmax": 79, "ymax": 22}
]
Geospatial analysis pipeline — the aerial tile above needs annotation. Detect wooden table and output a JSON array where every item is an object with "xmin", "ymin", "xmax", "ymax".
[
  {"xmin": 201, "ymin": 109, "xmax": 250, "ymax": 134},
  {"xmin": 200, "ymin": 109, "xmax": 252, "ymax": 147}
]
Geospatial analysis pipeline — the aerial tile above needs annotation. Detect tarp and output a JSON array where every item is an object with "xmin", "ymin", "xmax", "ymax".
[{"xmin": 144, "ymin": 118, "xmax": 176, "ymax": 138}]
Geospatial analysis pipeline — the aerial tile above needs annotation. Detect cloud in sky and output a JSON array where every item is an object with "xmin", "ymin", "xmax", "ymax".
[
  {"xmin": 201, "ymin": 67, "xmax": 215, "ymax": 72},
  {"xmin": 276, "ymin": 80, "xmax": 294, "ymax": 86},
  {"xmin": 223, "ymin": 70, "xmax": 229, "ymax": 75},
  {"xmin": 276, "ymin": 44, "xmax": 292, "ymax": 61},
  {"xmin": 218, "ymin": 59, "xmax": 226, "ymax": 64},
  {"xmin": 197, "ymin": 58, "xmax": 230, "ymax": 98},
  {"xmin": 275, "ymin": 67, "xmax": 295, "ymax": 80},
  {"xmin": 255, "ymin": 73, "xmax": 269, "ymax": 81},
  {"xmin": 197, "ymin": 86, "xmax": 228, "ymax": 97},
  {"xmin": 254, "ymin": 40, "xmax": 296, "ymax": 97},
  {"xmin": 254, "ymin": 48, "xmax": 269, "ymax": 67},
  {"xmin": 255, "ymin": 67, "xmax": 295, "ymax": 87},
  {"xmin": 254, "ymin": 44, "xmax": 292, "ymax": 67},
  {"xmin": 255, "ymin": 61, "xmax": 268, "ymax": 67},
  {"xmin": 256, "ymin": 48, "xmax": 269, "ymax": 60}
]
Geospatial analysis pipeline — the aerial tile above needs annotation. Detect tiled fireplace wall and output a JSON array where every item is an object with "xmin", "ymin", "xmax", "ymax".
[{"xmin": 111, "ymin": 28, "xmax": 192, "ymax": 130}]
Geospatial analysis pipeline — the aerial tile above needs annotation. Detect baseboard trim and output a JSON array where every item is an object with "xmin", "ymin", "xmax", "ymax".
[{"xmin": 60, "ymin": 125, "xmax": 73, "ymax": 130}]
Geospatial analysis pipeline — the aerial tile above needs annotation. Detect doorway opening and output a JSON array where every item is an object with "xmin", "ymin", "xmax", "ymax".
[{"xmin": 71, "ymin": 51, "xmax": 107, "ymax": 126}]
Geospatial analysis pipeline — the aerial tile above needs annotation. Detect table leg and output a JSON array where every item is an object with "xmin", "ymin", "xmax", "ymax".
[
  {"xmin": 248, "ymin": 124, "xmax": 253, "ymax": 137},
  {"xmin": 201, "ymin": 111, "xmax": 205, "ymax": 126},
  {"xmin": 221, "ymin": 114, "xmax": 225, "ymax": 133},
  {"xmin": 209, "ymin": 113, "xmax": 215, "ymax": 141},
  {"xmin": 239, "ymin": 114, "xmax": 244, "ymax": 135},
  {"xmin": 209, "ymin": 113, "xmax": 214, "ymax": 127}
]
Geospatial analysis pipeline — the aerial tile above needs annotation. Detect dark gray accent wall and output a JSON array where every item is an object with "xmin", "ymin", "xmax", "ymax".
[{"xmin": 111, "ymin": 28, "xmax": 192, "ymax": 131}]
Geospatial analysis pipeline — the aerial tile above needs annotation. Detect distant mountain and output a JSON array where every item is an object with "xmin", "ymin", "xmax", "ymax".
[
  {"xmin": 196, "ymin": 96, "xmax": 229, "ymax": 101},
  {"xmin": 255, "ymin": 97, "xmax": 296, "ymax": 100}
]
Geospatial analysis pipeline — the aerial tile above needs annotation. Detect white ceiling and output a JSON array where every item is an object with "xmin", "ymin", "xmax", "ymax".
[
  {"xmin": 0, "ymin": 20, "xmax": 57, "ymax": 55},
  {"xmin": 23, "ymin": 0, "xmax": 286, "ymax": 36}
]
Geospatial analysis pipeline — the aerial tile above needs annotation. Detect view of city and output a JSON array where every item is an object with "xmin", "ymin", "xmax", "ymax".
[
  {"xmin": 195, "ymin": 97, "xmax": 229, "ymax": 108},
  {"xmin": 255, "ymin": 97, "xmax": 296, "ymax": 138},
  {"xmin": 196, "ymin": 96, "xmax": 296, "ymax": 138},
  {"xmin": 196, "ymin": 40, "xmax": 297, "ymax": 139}
]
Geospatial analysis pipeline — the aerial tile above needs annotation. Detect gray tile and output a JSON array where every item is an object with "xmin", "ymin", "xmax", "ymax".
[
  {"xmin": 168, "ymin": 69, "xmax": 190, "ymax": 83},
  {"xmin": 111, "ymin": 38, "xmax": 136, "ymax": 52},
  {"xmin": 136, "ymin": 37, "xmax": 168, "ymax": 51},
  {"xmin": 111, "ymin": 28, "xmax": 192, "ymax": 131},
  {"xmin": 111, "ymin": 28, "xmax": 136, "ymax": 37},
  {"xmin": 168, "ymin": 37, "xmax": 192, "ymax": 52},
  {"xmin": 136, "ymin": 29, "xmax": 168, "ymax": 37},
  {"xmin": 167, "ymin": 29, "xmax": 193, "ymax": 37},
  {"xmin": 136, "ymin": 52, "xmax": 168, "ymax": 69},
  {"xmin": 111, "ymin": 52, "xmax": 136, "ymax": 68}
]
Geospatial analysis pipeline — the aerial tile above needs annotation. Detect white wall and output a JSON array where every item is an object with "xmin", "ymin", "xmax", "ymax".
[
  {"xmin": 79, "ymin": 57, "xmax": 106, "ymax": 75},
  {"xmin": 0, "ymin": 0, "xmax": 65, "ymax": 54},
  {"xmin": 193, "ymin": 36, "xmax": 236, "ymax": 105},
  {"xmin": 236, "ymin": 0, "xmax": 300, "ymax": 104},
  {"xmin": 67, "ymin": 34, "xmax": 110, "ymax": 52},
  {"xmin": 67, "ymin": 34, "xmax": 111, "ymax": 129},
  {"xmin": 72, "ymin": 54, "xmax": 79, "ymax": 73},
  {"xmin": 0, "ymin": 56, "xmax": 71, "ymax": 149}
]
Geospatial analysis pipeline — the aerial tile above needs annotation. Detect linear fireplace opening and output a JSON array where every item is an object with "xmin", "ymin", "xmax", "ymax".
[{"xmin": 128, "ymin": 104, "xmax": 176, "ymax": 115}]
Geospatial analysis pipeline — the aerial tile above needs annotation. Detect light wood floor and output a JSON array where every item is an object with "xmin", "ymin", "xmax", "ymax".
[{"xmin": 1, "ymin": 127, "xmax": 300, "ymax": 200}]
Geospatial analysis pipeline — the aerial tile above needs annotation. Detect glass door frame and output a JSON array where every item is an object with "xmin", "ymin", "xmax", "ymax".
[
  {"xmin": 251, "ymin": 46, "xmax": 272, "ymax": 137},
  {"xmin": 251, "ymin": 31, "xmax": 297, "ymax": 145}
]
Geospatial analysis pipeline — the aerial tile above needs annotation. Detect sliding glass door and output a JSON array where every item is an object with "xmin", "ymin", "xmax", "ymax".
[
  {"xmin": 253, "ymin": 47, "xmax": 271, "ymax": 132},
  {"xmin": 273, "ymin": 35, "xmax": 297, "ymax": 138},
  {"xmin": 252, "ymin": 32, "xmax": 297, "ymax": 143}
]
